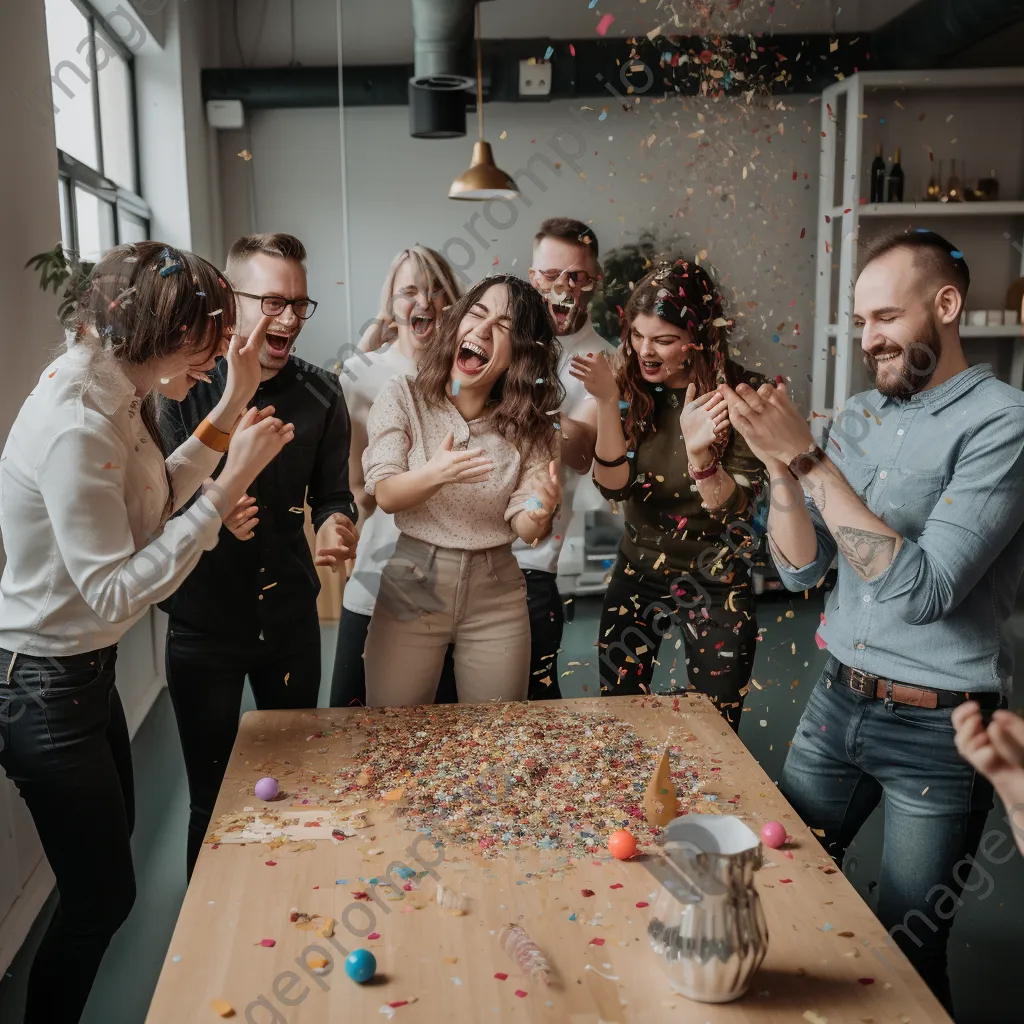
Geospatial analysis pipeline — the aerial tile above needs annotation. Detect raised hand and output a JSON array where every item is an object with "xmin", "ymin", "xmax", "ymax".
[
  {"xmin": 220, "ymin": 313, "xmax": 274, "ymax": 417},
  {"xmin": 569, "ymin": 351, "xmax": 619, "ymax": 403},
  {"xmin": 719, "ymin": 378, "xmax": 814, "ymax": 465},
  {"xmin": 526, "ymin": 461, "xmax": 563, "ymax": 523},
  {"xmin": 427, "ymin": 431, "xmax": 494, "ymax": 485},
  {"xmin": 679, "ymin": 383, "xmax": 729, "ymax": 464},
  {"xmin": 223, "ymin": 405, "xmax": 294, "ymax": 486}
]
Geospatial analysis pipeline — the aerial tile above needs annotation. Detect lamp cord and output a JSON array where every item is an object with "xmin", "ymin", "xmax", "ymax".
[{"xmin": 475, "ymin": 3, "xmax": 484, "ymax": 142}]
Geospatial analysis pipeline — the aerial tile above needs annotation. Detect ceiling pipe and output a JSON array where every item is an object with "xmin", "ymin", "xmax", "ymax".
[{"xmin": 202, "ymin": 32, "xmax": 877, "ymax": 114}]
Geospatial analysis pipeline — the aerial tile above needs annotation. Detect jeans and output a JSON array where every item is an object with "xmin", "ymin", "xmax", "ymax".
[
  {"xmin": 165, "ymin": 619, "xmax": 322, "ymax": 877},
  {"xmin": 780, "ymin": 655, "xmax": 999, "ymax": 1012},
  {"xmin": 523, "ymin": 570, "xmax": 564, "ymax": 700},
  {"xmin": 330, "ymin": 608, "xmax": 457, "ymax": 707},
  {"xmin": 597, "ymin": 554, "xmax": 758, "ymax": 730},
  {"xmin": 0, "ymin": 646, "xmax": 134, "ymax": 1024}
]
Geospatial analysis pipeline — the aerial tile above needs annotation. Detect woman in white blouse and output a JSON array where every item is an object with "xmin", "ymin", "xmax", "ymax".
[
  {"xmin": 0, "ymin": 242, "xmax": 292, "ymax": 1024},
  {"xmin": 361, "ymin": 275, "xmax": 565, "ymax": 706}
]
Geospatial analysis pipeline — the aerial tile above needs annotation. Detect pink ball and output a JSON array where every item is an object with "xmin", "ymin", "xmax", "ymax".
[
  {"xmin": 760, "ymin": 820, "xmax": 787, "ymax": 849},
  {"xmin": 255, "ymin": 776, "xmax": 279, "ymax": 801}
]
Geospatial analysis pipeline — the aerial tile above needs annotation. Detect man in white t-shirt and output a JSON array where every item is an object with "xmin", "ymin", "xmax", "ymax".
[{"xmin": 515, "ymin": 218, "xmax": 615, "ymax": 698}]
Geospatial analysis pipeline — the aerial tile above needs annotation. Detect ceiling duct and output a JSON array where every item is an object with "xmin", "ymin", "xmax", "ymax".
[{"xmin": 409, "ymin": 0, "xmax": 494, "ymax": 139}]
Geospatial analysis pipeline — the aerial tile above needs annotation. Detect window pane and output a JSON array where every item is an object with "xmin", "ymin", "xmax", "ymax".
[
  {"xmin": 97, "ymin": 35, "xmax": 135, "ymax": 190},
  {"xmin": 118, "ymin": 209, "xmax": 148, "ymax": 245},
  {"xmin": 75, "ymin": 187, "xmax": 116, "ymax": 262},
  {"xmin": 45, "ymin": 0, "xmax": 98, "ymax": 170},
  {"xmin": 58, "ymin": 179, "xmax": 73, "ymax": 249}
]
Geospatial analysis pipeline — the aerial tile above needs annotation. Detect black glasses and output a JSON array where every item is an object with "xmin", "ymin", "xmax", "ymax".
[{"xmin": 234, "ymin": 291, "xmax": 318, "ymax": 320}]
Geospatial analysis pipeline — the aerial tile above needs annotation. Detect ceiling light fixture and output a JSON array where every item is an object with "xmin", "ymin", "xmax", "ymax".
[{"xmin": 448, "ymin": 4, "xmax": 518, "ymax": 201}]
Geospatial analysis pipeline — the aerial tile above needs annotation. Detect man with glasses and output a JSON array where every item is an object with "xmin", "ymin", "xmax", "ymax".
[
  {"xmin": 160, "ymin": 233, "xmax": 358, "ymax": 877},
  {"xmin": 518, "ymin": 218, "xmax": 613, "ymax": 698}
]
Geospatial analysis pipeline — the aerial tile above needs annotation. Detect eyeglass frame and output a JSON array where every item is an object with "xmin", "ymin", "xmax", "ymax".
[
  {"xmin": 233, "ymin": 290, "xmax": 319, "ymax": 320},
  {"xmin": 530, "ymin": 268, "xmax": 597, "ymax": 289}
]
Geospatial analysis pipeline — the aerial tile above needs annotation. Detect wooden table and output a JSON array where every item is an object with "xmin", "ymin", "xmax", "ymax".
[{"xmin": 146, "ymin": 696, "xmax": 951, "ymax": 1023}]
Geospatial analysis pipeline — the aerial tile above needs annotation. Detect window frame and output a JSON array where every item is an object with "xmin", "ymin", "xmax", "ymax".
[{"xmin": 54, "ymin": 0, "xmax": 151, "ymax": 256}]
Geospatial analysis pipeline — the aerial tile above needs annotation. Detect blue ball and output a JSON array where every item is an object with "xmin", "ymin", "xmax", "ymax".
[{"xmin": 344, "ymin": 949, "xmax": 376, "ymax": 984}]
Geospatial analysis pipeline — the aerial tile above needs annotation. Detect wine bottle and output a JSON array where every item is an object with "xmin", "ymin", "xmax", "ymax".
[
  {"xmin": 870, "ymin": 143, "xmax": 886, "ymax": 203},
  {"xmin": 946, "ymin": 158, "xmax": 963, "ymax": 203},
  {"xmin": 886, "ymin": 147, "xmax": 904, "ymax": 203}
]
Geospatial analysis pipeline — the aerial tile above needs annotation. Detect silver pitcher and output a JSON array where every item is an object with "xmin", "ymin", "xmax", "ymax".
[{"xmin": 645, "ymin": 815, "xmax": 769, "ymax": 1003}]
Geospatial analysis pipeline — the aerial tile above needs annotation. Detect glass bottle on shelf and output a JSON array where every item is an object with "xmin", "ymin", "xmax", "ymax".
[
  {"xmin": 946, "ymin": 159, "xmax": 963, "ymax": 202},
  {"xmin": 885, "ymin": 147, "xmax": 904, "ymax": 203},
  {"xmin": 926, "ymin": 159, "xmax": 942, "ymax": 201},
  {"xmin": 870, "ymin": 143, "xmax": 886, "ymax": 203}
]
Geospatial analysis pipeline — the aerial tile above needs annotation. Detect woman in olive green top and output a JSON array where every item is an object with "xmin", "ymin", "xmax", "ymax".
[{"xmin": 572, "ymin": 259, "xmax": 767, "ymax": 728}]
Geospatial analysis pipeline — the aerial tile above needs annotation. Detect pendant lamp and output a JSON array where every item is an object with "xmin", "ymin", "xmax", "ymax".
[{"xmin": 448, "ymin": 4, "xmax": 518, "ymax": 201}]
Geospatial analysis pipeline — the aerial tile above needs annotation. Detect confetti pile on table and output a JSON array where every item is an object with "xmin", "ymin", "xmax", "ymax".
[{"xmin": 324, "ymin": 703, "xmax": 719, "ymax": 858}]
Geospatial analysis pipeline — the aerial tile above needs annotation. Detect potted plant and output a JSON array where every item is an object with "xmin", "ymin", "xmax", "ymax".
[{"xmin": 25, "ymin": 243, "xmax": 94, "ymax": 323}]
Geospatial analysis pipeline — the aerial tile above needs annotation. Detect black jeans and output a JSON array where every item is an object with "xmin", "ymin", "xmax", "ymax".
[
  {"xmin": 330, "ymin": 607, "xmax": 457, "ymax": 707},
  {"xmin": 0, "ymin": 646, "xmax": 134, "ymax": 1024},
  {"xmin": 597, "ymin": 555, "xmax": 758, "ymax": 730},
  {"xmin": 165, "ymin": 619, "xmax": 322, "ymax": 877},
  {"xmin": 524, "ymin": 570, "xmax": 564, "ymax": 700}
]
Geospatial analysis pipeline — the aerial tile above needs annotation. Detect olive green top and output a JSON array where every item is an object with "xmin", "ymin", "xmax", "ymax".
[{"xmin": 594, "ymin": 363, "xmax": 769, "ymax": 583}]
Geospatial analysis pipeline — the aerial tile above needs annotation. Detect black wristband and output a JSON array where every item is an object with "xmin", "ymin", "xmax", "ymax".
[{"xmin": 593, "ymin": 452, "xmax": 629, "ymax": 468}]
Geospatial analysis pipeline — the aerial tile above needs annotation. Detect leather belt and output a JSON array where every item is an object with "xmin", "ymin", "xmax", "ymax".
[{"xmin": 836, "ymin": 664, "xmax": 1002, "ymax": 711}]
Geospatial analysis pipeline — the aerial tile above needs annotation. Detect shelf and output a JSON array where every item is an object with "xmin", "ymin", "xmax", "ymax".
[
  {"xmin": 858, "ymin": 201, "xmax": 1024, "ymax": 218},
  {"xmin": 827, "ymin": 324, "xmax": 1022, "ymax": 338}
]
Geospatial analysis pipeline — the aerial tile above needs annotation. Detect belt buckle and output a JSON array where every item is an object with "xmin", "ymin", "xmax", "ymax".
[{"xmin": 848, "ymin": 667, "xmax": 872, "ymax": 696}]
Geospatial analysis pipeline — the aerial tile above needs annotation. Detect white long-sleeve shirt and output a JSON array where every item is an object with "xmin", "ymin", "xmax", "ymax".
[{"xmin": 0, "ymin": 343, "xmax": 223, "ymax": 656}]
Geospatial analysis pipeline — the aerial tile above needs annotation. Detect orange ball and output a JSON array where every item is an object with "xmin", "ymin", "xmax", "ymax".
[{"xmin": 608, "ymin": 829, "xmax": 638, "ymax": 860}]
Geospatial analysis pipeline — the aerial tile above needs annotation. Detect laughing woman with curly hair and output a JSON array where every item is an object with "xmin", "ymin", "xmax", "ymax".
[
  {"xmin": 362, "ymin": 275, "xmax": 565, "ymax": 706},
  {"xmin": 571, "ymin": 259, "xmax": 768, "ymax": 729}
]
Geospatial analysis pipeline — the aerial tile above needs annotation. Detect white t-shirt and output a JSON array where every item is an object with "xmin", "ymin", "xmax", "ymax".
[
  {"xmin": 340, "ymin": 344, "xmax": 417, "ymax": 617},
  {"xmin": 0, "ymin": 344, "xmax": 223, "ymax": 656},
  {"xmin": 513, "ymin": 320, "xmax": 616, "ymax": 574}
]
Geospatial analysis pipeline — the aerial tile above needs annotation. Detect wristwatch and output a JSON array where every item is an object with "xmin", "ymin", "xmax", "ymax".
[{"xmin": 788, "ymin": 442, "xmax": 825, "ymax": 477}]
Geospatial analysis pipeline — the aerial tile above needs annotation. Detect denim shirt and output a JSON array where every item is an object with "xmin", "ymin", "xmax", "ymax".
[{"xmin": 775, "ymin": 364, "xmax": 1024, "ymax": 695}]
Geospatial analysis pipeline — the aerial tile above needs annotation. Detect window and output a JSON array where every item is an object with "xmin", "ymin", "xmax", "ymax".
[{"xmin": 44, "ymin": 0, "xmax": 150, "ymax": 260}]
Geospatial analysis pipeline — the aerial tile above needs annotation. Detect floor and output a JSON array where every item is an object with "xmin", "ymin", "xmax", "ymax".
[{"xmin": 1, "ymin": 592, "xmax": 1022, "ymax": 1024}]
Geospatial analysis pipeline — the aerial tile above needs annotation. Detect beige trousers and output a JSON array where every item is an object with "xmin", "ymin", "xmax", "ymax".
[{"xmin": 364, "ymin": 534, "xmax": 530, "ymax": 706}]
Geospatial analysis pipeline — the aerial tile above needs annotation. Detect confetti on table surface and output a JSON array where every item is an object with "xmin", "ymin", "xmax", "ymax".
[
  {"xmin": 595, "ymin": 12, "xmax": 615, "ymax": 36},
  {"xmin": 311, "ymin": 704, "xmax": 718, "ymax": 858}
]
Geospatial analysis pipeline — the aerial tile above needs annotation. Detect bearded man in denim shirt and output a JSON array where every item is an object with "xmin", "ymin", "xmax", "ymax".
[{"xmin": 720, "ymin": 230, "xmax": 1024, "ymax": 1014}]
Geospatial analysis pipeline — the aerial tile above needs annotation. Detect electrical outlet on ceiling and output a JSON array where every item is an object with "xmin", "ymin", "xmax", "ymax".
[{"xmin": 519, "ymin": 59, "xmax": 552, "ymax": 97}]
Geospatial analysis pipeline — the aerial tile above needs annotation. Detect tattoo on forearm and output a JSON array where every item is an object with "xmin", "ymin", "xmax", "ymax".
[
  {"xmin": 809, "ymin": 480, "xmax": 826, "ymax": 511},
  {"xmin": 835, "ymin": 526, "xmax": 897, "ymax": 580}
]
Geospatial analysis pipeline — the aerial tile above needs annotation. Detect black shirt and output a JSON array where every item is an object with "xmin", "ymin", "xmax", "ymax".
[{"xmin": 159, "ymin": 356, "xmax": 357, "ymax": 643}]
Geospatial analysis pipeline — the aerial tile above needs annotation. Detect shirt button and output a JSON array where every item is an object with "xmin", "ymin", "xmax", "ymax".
[
  {"xmin": 879, "ymin": 470, "xmax": 887, "ymax": 480},
  {"xmin": 856, "ymin": 643, "xmax": 866, "ymax": 650},
  {"xmin": 258, "ymin": 595, "xmax": 264, "ymax": 601},
  {"xmin": 897, "ymin": 429, "xmax": 905, "ymax": 436},
  {"xmin": 863, "ymin": 595, "xmax": 871, "ymax": 603},
  {"xmin": 260, "ymin": 567, "xmax": 265, "ymax": 573}
]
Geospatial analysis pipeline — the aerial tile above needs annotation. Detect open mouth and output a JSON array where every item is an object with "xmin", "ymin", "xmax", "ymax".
[
  {"xmin": 548, "ymin": 290, "xmax": 575, "ymax": 328},
  {"xmin": 456, "ymin": 338, "xmax": 491, "ymax": 376},
  {"xmin": 411, "ymin": 312, "xmax": 435, "ymax": 340},
  {"xmin": 872, "ymin": 349, "xmax": 902, "ymax": 367},
  {"xmin": 265, "ymin": 331, "xmax": 294, "ymax": 358}
]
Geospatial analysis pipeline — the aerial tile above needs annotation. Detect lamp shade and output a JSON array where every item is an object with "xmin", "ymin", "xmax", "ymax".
[{"xmin": 448, "ymin": 141, "xmax": 519, "ymax": 200}]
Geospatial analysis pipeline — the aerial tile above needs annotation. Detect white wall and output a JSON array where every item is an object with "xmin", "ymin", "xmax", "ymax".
[{"xmin": 218, "ymin": 93, "xmax": 821, "ymax": 406}]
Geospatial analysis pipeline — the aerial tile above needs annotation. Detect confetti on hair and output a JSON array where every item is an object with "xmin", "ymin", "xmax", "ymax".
[
  {"xmin": 499, "ymin": 924, "xmax": 554, "ymax": 984},
  {"xmin": 208, "ymin": 308, "xmax": 224, "ymax": 317}
]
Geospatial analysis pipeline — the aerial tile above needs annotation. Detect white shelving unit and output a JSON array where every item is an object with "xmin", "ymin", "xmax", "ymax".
[{"xmin": 813, "ymin": 69, "xmax": 1024, "ymax": 433}]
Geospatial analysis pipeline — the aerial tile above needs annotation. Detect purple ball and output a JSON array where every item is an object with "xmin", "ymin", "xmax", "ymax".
[
  {"xmin": 760, "ymin": 820, "xmax": 787, "ymax": 849},
  {"xmin": 254, "ymin": 776, "xmax": 279, "ymax": 801}
]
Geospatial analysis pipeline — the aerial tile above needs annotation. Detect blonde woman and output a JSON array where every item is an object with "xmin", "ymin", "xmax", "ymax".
[{"xmin": 331, "ymin": 247, "xmax": 461, "ymax": 706}]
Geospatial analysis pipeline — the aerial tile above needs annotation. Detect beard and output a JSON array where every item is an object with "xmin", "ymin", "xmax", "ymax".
[{"xmin": 866, "ymin": 318, "xmax": 941, "ymax": 398}]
